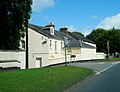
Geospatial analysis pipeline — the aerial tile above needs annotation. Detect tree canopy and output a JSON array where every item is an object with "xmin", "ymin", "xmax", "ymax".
[
  {"xmin": 0, "ymin": 0, "xmax": 32, "ymax": 50},
  {"xmin": 86, "ymin": 28, "xmax": 120, "ymax": 54},
  {"xmin": 86, "ymin": 28, "xmax": 106, "ymax": 43}
]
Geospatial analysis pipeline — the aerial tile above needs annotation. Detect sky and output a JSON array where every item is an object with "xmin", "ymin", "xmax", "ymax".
[{"xmin": 30, "ymin": 0, "xmax": 120, "ymax": 36}]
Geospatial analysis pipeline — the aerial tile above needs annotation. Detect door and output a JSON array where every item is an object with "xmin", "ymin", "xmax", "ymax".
[{"xmin": 36, "ymin": 58, "xmax": 42, "ymax": 68}]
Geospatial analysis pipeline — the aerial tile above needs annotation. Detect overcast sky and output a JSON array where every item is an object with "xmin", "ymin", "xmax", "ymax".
[{"xmin": 30, "ymin": 0, "xmax": 120, "ymax": 36}]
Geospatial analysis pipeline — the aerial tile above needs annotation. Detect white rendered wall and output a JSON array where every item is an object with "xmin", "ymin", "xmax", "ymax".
[
  {"xmin": 0, "ymin": 51, "xmax": 25, "ymax": 69},
  {"xmin": 28, "ymin": 28, "xmax": 49, "ymax": 68}
]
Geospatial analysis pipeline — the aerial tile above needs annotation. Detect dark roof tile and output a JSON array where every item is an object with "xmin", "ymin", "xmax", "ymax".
[
  {"xmin": 28, "ymin": 24, "xmax": 95, "ymax": 49},
  {"xmin": 67, "ymin": 40, "xmax": 95, "ymax": 49}
]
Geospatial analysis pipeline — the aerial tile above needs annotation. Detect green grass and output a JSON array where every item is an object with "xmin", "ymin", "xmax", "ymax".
[
  {"xmin": 0, "ymin": 66, "xmax": 94, "ymax": 92},
  {"xmin": 96, "ymin": 58, "xmax": 120, "ymax": 62}
]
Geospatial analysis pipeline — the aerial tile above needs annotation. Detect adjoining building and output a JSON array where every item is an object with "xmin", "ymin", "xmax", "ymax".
[
  {"xmin": 0, "ymin": 23, "xmax": 105, "ymax": 69},
  {"xmin": 25, "ymin": 23, "xmax": 105, "ymax": 68}
]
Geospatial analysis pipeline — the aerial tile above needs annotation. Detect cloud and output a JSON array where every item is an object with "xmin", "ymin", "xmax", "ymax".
[
  {"xmin": 82, "ymin": 27, "xmax": 93, "ymax": 36},
  {"xmin": 67, "ymin": 26, "xmax": 93, "ymax": 36},
  {"xmin": 32, "ymin": 0, "xmax": 55, "ymax": 12},
  {"xmin": 96, "ymin": 13, "xmax": 120, "ymax": 29},
  {"xmin": 67, "ymin": 26, "xmax": 77, "ymax": 32},
  {"xmin": 92, "ymin": 15, "xmax": 98, "ymax": 19}
]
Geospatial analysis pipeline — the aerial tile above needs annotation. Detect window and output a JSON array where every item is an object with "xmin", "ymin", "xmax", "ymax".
[
  {"xmin": 61, "ymin": 42, "xmax": 63, "ymax": 51},
  {"xmin": 50, "ymin": 40, "xmax": 52, "ymax": 47},
  {"xmin": 42, "ymin": 36, "xmax": 43, "ymax": 40},
  {"xmin": 68, "ymin": 48, "xmax": 72, "ymax": 54},
  {"xmin": 21, "ymin": 40, "xmax": 25, "ymax": 49},
  {"xmin": 55, "ymin": 41, "xmax": 57, "ymax": 51}
]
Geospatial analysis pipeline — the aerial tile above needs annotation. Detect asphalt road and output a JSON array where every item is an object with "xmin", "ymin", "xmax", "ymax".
[
  {"xmin": 68, "ymin": 61, "xmax": 120, "ymax": 73},
  {"xmin": 66, "ymin": 63, "xmax": 120, "ymax": 92}
]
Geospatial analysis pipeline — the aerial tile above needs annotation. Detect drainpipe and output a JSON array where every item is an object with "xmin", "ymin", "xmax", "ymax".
[
  {"xmin": 25, "ymin": 19, "xmax": 28, "ymax": 69},
  {"xmin": 65, "ymin": 45, "xmax": 67, "ymax": 66},
  {"xmin": 64, "ymin": 37, "xmax": 68, "ymax": 66}
]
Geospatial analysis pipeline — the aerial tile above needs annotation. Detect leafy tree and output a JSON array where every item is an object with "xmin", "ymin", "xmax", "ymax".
[
  {"xmin": 86, "ymin": 28, "xmax": 107, "ymax": 43},
  {"xmin": 0, "ymin": 0, "xmax": 32, "ymax": 50},
  {"xmin": 87, "ymin": 28, "xmax": 120, "ymax": 54},
  {"xmin": 96, "ymin": 31, "xmax": 108, "ymax": 53},
  {"xmin": 107, "ymin": 28, "xmax": 120, "ymax": 53}
]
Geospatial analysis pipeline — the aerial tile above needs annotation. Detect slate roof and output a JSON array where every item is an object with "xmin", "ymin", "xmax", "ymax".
[
  {"xmin": 28, "ymin": 24, "xmax": 62, "ymax": 40},
  {"xmin": 67, "ymin": 40, "xmax": 95, "ymax": 49},
  {"xmin": 67, "ymin": 32, "xmax": 95, "ymax": 44},
  {"xmin": 28, "ymin": 24, "xmax": 96, "ymax": 49}
]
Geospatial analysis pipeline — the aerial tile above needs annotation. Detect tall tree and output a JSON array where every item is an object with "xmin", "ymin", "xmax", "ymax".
[
  {"xmin": 107, "ymin": 28, "xmax": 120, "ymax": 53},
  {"xmin": 96, "ymin": 31, "xmax": 108, "ymax": 53},
  {"xmin": 0, "ymin": 0, "xmax": 32, "ymax": 50},
  {"xmin": 86, "ymin": 28, "xmax": 107, "ymax": 43},
  {"xmin": 90, "ymin": 28, "xmax": 120, "ymax": 54}
]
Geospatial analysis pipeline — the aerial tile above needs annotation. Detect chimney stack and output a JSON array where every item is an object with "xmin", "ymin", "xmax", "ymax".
[
  {"xmin": 45, "ymin": 22, "xmax": 55, "ymax": 28},
  {"xmin": 60, "ymin": 26, "xmax": 68, "ymax": 34},
  {"xmin": 44, "ymin": 22, "xmax": 55, "ymax": 35}
]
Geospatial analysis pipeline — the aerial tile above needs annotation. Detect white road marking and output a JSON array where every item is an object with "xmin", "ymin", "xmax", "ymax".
[{"xmin": 96, "ymin": 61, "xmax": 120, "ymax": 75}]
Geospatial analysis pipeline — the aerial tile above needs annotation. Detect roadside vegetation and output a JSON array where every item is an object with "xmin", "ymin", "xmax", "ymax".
[
  {"xmin": 0, "ymin": 66, "xmax": 94, "ymax": 92},
  {"xmin": 96, "ymin": 58, "xmax": 120, "ymax": 62},
  {"xmin": 86, "ymin": 28, "xmax": 120, "ymax": 54}
]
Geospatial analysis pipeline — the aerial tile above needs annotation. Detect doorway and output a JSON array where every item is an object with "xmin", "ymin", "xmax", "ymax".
[{"xmin": 36, "ymin": 58, "xmax": 42, "ymax": 68}]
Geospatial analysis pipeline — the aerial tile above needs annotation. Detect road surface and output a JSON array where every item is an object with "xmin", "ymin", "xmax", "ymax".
[{"xmin": 65, "ymin": 62, "xmax": 120, "ymax": 92}]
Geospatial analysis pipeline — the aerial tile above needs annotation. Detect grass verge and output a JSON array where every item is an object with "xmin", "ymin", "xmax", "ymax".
[
  {"xmin": 96, "ymin": 58, "xmax": 120, "ymax": 62},
  {"xmin": 0, "ymin": 66, "xmax": 94, "ymax": 92}
]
